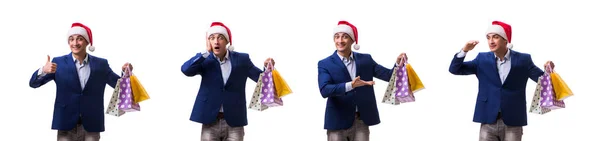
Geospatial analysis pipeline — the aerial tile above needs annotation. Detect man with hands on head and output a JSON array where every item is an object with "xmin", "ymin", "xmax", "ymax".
[
  {"xmin": 29, "ymin": 22, "xmax": 133, "ymax": 141},
  {"xmin": 449, "ymin": 21, "xmax": 555, "ymax": 141},
  {"xmin": 181, "ymin": 22, "xmax": 275, "ymax": 141},
  {"xmin": 317, "ymin": 20, "xmax": 407, "ymax": 141}
]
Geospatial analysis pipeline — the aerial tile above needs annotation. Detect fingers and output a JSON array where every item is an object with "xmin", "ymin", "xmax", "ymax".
[
  {"xmin": 50, "ymin": 63, "xmax": 57, "ymax": 73},
  {"xmin": 47, "ymin": 55, "xmax": 51, "ymax": 62}
]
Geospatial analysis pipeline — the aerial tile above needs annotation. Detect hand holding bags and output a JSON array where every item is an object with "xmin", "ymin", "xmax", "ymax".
[
  {"xmin": 529, "ymin": 66, "xmax": 570, "ymax": 114},
  {"xmin": 382, "ymin": 56, "xmax": 425, "ymax": 105},
  {"xmin": 539, "ymin": 67, "xmax": 566, "ymax": 109},
  {"xmin": 106, "ymin": 65, "xmax": 150, "ymax": 116},
  {"xmin": 249, "ymin": 61, "xmax": 291, "ymax": 111}
]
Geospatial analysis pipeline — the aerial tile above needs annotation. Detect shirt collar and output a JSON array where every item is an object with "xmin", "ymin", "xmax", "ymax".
[
  {"xmin": 72, "ymin": 54, "xmax": 89, "ymax": 64},
  {"xmin": 495, "ymin": 49, "xmax": 511, "ymax": 61},
  {"xmin": 337, "ymin": 52, "xmax": 354, "ymax": 62},
  {"xmin": 214, "ymin": 50, "xmax": 230, "ymax": 62}
]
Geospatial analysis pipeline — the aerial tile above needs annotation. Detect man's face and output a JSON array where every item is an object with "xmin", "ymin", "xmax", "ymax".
[
  {"xmin": 334, "ymin": 32, "xmax": 354, "ymax": 52},
  {"xmin": 487, "ymin": 33, "xmax": 508, "ymax": 52},
  {"xmin": 68, "ymin": 35, "xmax": 89, "ymax": 54},
  {"xmin": 208, "ymin": 33, "xmax": 229, "ymax": 56}
]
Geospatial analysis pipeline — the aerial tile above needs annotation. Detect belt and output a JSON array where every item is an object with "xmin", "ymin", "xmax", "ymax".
[{"xmin": 217, "ymin": 112, "xmax": 225, "ymax": 119}]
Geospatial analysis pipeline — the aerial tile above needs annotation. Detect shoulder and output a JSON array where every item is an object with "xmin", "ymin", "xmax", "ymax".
[
  {"xmin": 354, "ymin": 52, "xmax": 374, "ymax": 62},
  {"xmin": 89, "ymin": 55, "xmax": 109, "ymax": 64},
  {"xmin": 231, "ymin": 51, "xmax": 249, "ymax": 59},
  {"xmin": 318, "ymin": 55, "xmax": 335, "ymax": 66},
  {"xmin": 512, "ymin": 50, "xmax": 530, "ymax": 57}
]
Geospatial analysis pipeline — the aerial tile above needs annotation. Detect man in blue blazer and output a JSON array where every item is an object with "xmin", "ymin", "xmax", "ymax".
[
  {"xmin": 449, "ymin": 21, "xmax": 554, "ymax": 141},
  {"xmin": 29, "ymin": 23, "xmax": 132, "ymax": 141},
  {"xmin": 181, "ymin": 22, "xmax": 274, "ymax": 141},
  {"xmin": 318, "ymin": 21, "xmax": 406, "ymax": 141}
]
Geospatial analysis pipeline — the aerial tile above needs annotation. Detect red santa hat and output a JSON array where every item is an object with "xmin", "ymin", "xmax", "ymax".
[
  {"xmin": 206, "ymin": 22, "xmax": 234, "ymax": 51},
  {"xmin": 67, "ymin": 23, "xmax": 95, "ymax": 52},
  {"xmin": 486, "ymin": 21, "xmax": 513, "ymax": 49},
  {"xmin": 333, "ymin": 21, "xmax": 360, "ymax": 50}
]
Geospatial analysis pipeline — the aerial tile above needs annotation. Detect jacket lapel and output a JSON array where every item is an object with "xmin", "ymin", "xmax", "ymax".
[
  {"xmin": 83, "ymin": 55, "xmax": 96, "ymax": 91},
  {"xmin": 353, "ymin": 52, "xmax": 361, "ymax": 77},
  {"xmin": 66, "ymin": 53, "xmax": 83, "ymax": 92},
  {"xmin": 224, "ymin": 51, "xmax": 237, "ymax": 87},
  {"xmin": 502, "ymin": 50, "xmax": 518, "ymax": 86},
  {"xmin": 489, "ymin": 52, "xmax": 502, "ymax": 86},
  {"xmin": 209, "ymin": 53, "xmax": 225, "ymax": 87},
  {"xmin": 330, "ymin": 51, "xmax": 352, "ymax": 82}
]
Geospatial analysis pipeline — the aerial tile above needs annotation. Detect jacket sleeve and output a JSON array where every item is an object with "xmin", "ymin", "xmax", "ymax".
[
  {"xmin": 181, "ymin": 52, "xmax": 210, "ymax": 76},
  {"xmin": 449, "ymin": 52, "xmax": 479, "ymax": 75},
  {"xmin": 318, "ymin": 61, "xmax": 347, "ymax": 98},
  {"xmin": 247, "ymin": 55, "xmax": 264, "ymax": 82},
  {"xmin": 105, "ymin": 60, "xmax": 121, "ymax": 88},
  {"xmin": 29, "ymin": 58, "xmax": 56, "ymax": 88},
  {"xmin": 525, "ymin": 54, "xmax": 544, "ymax": 82},
  {"xmin": 371, "ymin": 55, "xmax": 395, "ymax": 82}
]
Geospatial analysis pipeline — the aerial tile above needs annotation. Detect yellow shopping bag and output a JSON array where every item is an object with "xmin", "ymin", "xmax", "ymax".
[
  {"xmin": 550, "ymin": 72, "xmax": 573, "ymax": 100},
  {"xmin": 406, "ymin": 63, "xmax": 425, "ymax": 93},
  {"xmin": 130, "ymin": 75, "xmax": 150, "ymax": 103},
  {"xmin": 272, "ymin": 69, "xmax": 292, "ymax": 98}
]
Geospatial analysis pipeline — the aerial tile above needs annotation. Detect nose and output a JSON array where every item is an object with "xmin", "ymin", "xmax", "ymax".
[{"xmin": 488, "ymin": 38, "xmax": 495, "ymax": 44}]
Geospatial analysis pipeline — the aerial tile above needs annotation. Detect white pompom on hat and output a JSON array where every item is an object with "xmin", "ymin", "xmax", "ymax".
[
  {"xmin": 486, "ymin": 21, "xmax": 513, "ymax": 49},
  {"xmin": 206, "ymin": 22, "xmax": 234, "ymax": 51},
  {"xmin": 67, "ymin": 23, "xmax": 95, "ymax": 52},
  {"xmin": 333, "ymin": 21, "xmax": 360, "ymax": 50}
]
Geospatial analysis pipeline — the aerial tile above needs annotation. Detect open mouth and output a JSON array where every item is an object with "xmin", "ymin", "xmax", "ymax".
[{"xmin": 214, "ymin": 47, "xmax": 220, "ymax": 50}]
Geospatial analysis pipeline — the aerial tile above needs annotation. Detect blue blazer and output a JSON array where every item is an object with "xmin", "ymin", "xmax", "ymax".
[
  {"xmin": 317, "ymin": 51, "xmax": 395, "ymax": 130},
  {"xmin": 181, "ymin": 51, "xmax": 263, "ymax": 127},
  {"xmin": 29, "ymin": 53, "xmax": 120, "ymax": 132},
  {"xmin": 449, "ymin": 50, "xmax": 544, "ymax": 126}
]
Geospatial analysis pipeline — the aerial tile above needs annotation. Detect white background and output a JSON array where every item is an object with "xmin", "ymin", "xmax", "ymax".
[{"xmin": 1, "ymin": 0, "xmax": 598, "ymax": 140}]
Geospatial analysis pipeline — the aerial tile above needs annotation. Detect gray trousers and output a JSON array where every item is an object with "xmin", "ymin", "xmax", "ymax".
[
  {"xmin": 479, "ymin": 118, "xmax": 523, "ymax": 141},
  {"xmin": 327, "ymin": 114, "xmax": 369, "ymax": 141},
  {"xmin": 201, "ymin": 118, "xmax": 244, "ymax": 141},
  {"xmin": 56, "ymin": 123, "xmax": 100, "ymax": 141}
]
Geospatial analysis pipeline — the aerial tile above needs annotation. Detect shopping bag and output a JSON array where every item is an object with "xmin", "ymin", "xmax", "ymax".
[
  {"xmin": 130, "ymin": 75, "xmax": 150, "ymax": 103},
  {"xmin": 529, "ymin": 76, "xmax": 551, "ymax": 115},
  {"xmin": 106, "ymin": 79, "xmax": 126, "ymax": 116},
  {"xmin": 550, "ymin": 72, "xmax": 573, "ymax": 100},
  {"xmin": 382, "ymin": 57, "xmax": 418, "ymax": 104},
  {"xmin": 382, "ymin": 66, "xmax": 402, "ymax": 105},
  {"xmin": 395, "ymin": 61, "xmax": 415, "ymax": 103},
  {"xmin": 249, "ymin": 73, "xmax": 269, "ymax": 111},
  {"xmin": 117, "ymin": 66, "xmax": 141, "ymax": 112},
  {"xmin": 406, "ymin": 63, "xmax": 425, "ymax": 93},
  {"xmin": 540, "ymin": 67, "xmax": 565, "ymax": 110},
  {"xmin": 259, "ymin": 62, "xmax": 283, "ymax": 107},
  {"xmin": 272, "ymin": 69, "xmax": 292, "ymax": 98}
]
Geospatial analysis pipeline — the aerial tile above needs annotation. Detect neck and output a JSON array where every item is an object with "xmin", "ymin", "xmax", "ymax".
[
  {"xmin": 494, "ymin": 47, "xmax": 509, "ymax": 61},
  {"xmin": 73, "ymin": 52, "xmax": 87, "ymax": 64},
  {"xmin": 337, "ymin": 49, "xmax": 351, "ymax": 58},
  {"xmin": 216, "ymin": 51, "xmax": 227, "ymax": 61}
]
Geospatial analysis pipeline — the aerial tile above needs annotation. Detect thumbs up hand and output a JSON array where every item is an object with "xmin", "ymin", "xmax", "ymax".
[{"xmin": 43, "ymin": 55, "xmax": 57, "ymax": 74}]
